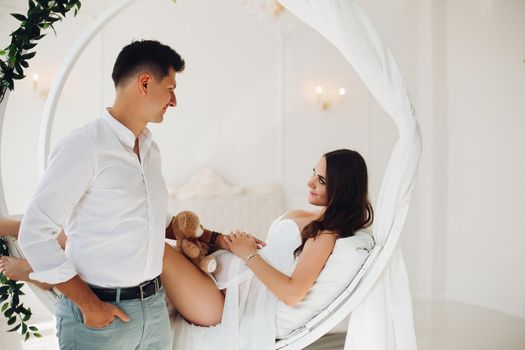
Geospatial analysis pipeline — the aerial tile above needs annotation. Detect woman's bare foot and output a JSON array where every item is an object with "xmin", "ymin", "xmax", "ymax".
[
  {"xmin": 0, "ymin": 256, "xmax": 31, "ymax": 281},
  {"xmin": 0, "ymin": 256, "xmax": 52, "ymax": 291}
]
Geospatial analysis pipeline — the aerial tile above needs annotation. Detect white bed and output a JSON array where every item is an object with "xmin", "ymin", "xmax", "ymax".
[{"xmin": 167, "ymin": 168, "xmax": 285, "ymax": 241}]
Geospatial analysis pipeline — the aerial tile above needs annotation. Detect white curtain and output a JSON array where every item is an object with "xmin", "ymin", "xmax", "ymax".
[{"xmin": 276, "ymin": 1, "xmax": 421, "ymax": 349}]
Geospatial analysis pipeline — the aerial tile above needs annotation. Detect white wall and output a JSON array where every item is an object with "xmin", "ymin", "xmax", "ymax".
[
  {"xmin": 0, "ymin": 1, "xmax": 103, "ymax": 215},
  {"xmin": 445, "ymin": 0, "xmax": 525, "ymax": 318}
]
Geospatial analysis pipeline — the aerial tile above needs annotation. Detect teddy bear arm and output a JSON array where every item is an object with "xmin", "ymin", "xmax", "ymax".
[{"xmin": 181, "ymin": 240, "xmax": 201, "ymax": 259}]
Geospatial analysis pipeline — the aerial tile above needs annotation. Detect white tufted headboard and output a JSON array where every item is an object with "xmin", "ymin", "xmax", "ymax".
[{"xmin": 167, "ymin": 169, "xmax": 285, "ymax": 240}]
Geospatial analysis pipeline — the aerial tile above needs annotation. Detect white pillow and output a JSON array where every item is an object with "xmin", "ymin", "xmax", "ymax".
[{"xmin": 275, "ymin": 230, "xmax": 374, "ymax": 339}]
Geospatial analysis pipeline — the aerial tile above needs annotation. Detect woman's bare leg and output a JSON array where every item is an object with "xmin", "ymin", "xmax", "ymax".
[
  {"xmin": 0, "ymin": 218, "xmax": 56, "ymax": 290},
  {"xmin": 161, "ymin": 243, "xmax": 224, "ymax": 327},
  {"xmin": 0, "ymin": 256, "xmax": 52, "ymax": 291},
  {"xmin": 0, "ymin": 219, "xmax": 63, "ymax": 291}
]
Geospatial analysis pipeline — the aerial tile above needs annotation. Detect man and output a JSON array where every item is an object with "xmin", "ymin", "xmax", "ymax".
[{"xmin": 18, "ymin": 40, "xmax": 185, "ymax": 350}]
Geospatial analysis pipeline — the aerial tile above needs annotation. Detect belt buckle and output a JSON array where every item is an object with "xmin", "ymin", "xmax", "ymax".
[
  {"xmin": 153, "ymin": 277, "xmax": 160, "ymax": 293},
  {"xmin": 138, "ymin": 281, "xmax": 148, "ymax": 300},
  {"xmin": 138, "ymin": 278, "xmax": 159, "ymax": 300}
]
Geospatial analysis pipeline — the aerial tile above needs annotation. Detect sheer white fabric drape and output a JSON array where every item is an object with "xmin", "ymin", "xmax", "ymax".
[{"xmin": 276, "ymin": 1, "xmax": 421, "ymax": 349}]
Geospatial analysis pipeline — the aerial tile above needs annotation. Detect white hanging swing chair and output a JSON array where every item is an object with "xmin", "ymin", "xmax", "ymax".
[{"xmin": 0, "ymin": 0, "xmax": 422, "ymax": 349}]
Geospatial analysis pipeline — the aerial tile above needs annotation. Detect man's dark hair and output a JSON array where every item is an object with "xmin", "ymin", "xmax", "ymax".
[{"xmin": 111, "ymin": 40, "xmax": 185, "ymax": 87}]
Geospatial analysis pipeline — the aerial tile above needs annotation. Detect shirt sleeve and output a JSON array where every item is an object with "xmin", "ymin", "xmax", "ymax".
[{"xmin": 18, "ymin": 131, "xmax": 96, "ymax": 284}]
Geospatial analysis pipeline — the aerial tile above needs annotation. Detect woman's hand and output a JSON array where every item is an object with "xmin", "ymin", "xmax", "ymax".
[{"xmin": 224, "ymin": 230, "xmax": 259, "ymax": 260}]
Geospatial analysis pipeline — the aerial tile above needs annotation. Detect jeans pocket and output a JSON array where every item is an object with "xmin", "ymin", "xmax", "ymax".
[
  {"xmin": 81, "ymin": 319, "xmax": 117, "ymax": 331},
  {"xmin": 66, "ymin": 297, "xmax": 116, "ymax": 331}
]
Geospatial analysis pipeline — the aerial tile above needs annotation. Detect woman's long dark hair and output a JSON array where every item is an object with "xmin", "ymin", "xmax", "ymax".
[{"xmin": 294, "ymin": 149, "xmax": 374, "ymax": 258}]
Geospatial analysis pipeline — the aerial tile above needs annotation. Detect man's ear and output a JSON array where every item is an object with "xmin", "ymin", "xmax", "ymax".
[{"xmin": 138, "ymin": 73, "xmax": 151, "ymax": 95}]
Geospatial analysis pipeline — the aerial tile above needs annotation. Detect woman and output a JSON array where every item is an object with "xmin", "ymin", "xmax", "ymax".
[
  {"xmin": 164, "ymin": 149, "xmax": 374, "ymax": 349},
  {"xmin": 0, "ymin": 149, "xmax": 373, "ymax": 348}
]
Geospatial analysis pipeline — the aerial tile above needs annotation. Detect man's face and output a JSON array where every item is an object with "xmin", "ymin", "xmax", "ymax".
[{"xmin": 145, "ymin": 67, "xmax": 177, "ymax": 123}]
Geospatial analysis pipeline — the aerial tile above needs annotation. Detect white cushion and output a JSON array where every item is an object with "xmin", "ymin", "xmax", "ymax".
[{"xmin": 275, "ymin": 230, "xmax": 374, "ymax": 339}]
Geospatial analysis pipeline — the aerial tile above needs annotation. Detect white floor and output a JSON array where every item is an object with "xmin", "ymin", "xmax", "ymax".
[
  {"xmin": 306, "ymin": 298, "xmax": 525, "ymax": 350},
  {"xmin": 2, "ymin": 297, "xmax": 525, "ymax": 350},
  {"xmin": 412, "ymin": 299, "xmax": 525, "ymax": 350}
]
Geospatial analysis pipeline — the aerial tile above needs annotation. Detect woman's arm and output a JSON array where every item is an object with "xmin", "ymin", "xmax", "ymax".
[
  {"xmin": 0, "ymin": 218, "xmax": 21, "ymax": 238},
  {"xmin": 225, "ymin": 231, "xmax": 336, "ymax": 306},
  {"xmin": 0, "ymin": 218, "xmax": 67, "ymax": 249}
]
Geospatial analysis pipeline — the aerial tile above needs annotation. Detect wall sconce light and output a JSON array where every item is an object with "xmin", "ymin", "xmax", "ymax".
[
  {"xmin": 315, "ymin": 85, "xmax": 347, "ymax": 111},
  {"xmin": 32, "ymin": 73, "xmax": 50, "ymax": 100}
]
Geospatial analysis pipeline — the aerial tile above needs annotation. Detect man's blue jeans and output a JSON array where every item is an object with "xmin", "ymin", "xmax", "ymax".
[{"xmin": 55, "ymin": 288, "xmax": 172, "ymax": 350}]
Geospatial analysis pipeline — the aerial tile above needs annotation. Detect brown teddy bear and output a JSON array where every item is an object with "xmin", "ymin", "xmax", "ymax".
[{"xmin": 171, "ymin": 211, "xmax": 217, "ymax": 274}]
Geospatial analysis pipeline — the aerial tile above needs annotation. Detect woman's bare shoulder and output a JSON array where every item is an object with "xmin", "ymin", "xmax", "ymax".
[
  {"xmin": 282, "ymin": 210, "xmax": 318, "ymax": 221},
  {"xmin": 303, "ymin": 230, "xmax": 337, "ymax": 252}
]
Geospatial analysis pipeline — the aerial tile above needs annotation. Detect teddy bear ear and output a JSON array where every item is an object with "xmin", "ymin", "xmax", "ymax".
[{"xmin": 171, "ymin": 216, "xmax": 180, "ymax": 234}]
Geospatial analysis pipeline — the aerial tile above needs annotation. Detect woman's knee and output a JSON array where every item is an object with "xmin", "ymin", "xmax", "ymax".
[{"xmin": 187, "ymin": 312, "xmax": 222, "ymax": 328}]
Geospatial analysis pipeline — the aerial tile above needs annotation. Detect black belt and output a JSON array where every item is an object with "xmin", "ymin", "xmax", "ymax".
[{"xmin": 90, "ymin": 276, "xmax": 162, "ymax": 302}]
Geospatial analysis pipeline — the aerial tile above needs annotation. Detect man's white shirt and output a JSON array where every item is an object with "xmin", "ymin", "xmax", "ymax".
[{"xmin": 19, "ymin": 109, "xmax": 170, "ymax": 287}]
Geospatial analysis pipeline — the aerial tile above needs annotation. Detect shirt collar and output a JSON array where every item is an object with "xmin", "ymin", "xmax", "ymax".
[{"xmin": 102, "ymin": 109, "xmax": 152, "ymax": 150}]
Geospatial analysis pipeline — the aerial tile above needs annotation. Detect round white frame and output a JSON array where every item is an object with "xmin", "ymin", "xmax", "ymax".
[{"xmin": 0, "ymin": 1, "xmax": 402, "ymax": 349}]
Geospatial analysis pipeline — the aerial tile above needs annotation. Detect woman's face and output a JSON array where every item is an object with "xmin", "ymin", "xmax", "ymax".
[{"xmin": 307, "ymin": 157, "xmax": 329, "ymax": 206}]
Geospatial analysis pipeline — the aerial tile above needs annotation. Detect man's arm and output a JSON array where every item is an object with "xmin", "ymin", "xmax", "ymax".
[
  {"xmin": 18, "ymin": 133, "xmax": 127, "ymax": 327},
  {"xmin": 18, "ymin": 133, "xmax": 93, "ymax": 285}
]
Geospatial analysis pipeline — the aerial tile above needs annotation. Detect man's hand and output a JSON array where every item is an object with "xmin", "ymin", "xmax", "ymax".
[
  {"xmin": 55, "ymin": 275, "xmax": 129, "ymax": 329},
  {"xmin": 81, "ymin": 301, "xmax": 129, "ymax": 328}
]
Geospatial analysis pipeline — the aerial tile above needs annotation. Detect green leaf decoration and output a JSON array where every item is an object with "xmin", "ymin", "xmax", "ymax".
[
  {"xmin": 12, "ymin": 73, "xmax": 25, "ymax": 80},
  {"xmin": 5, "ymin": 307, "xmax": 15, "ymax": 318},
  {"xmin": 21, "ymin": 51, "xmax": 36, "ymax": 59},
  {"xmin": 23, "ymin": 42, "xmax": 37, "ymax": 50},
  {"xmin": 1, "ymin": 0, "xmax": 82, "ymax": 328},
  {"xmin": 15, "ymin": 64, "xmax": 23, "ymax": 75},
  {"xmin": 11, "ymin": 13, "xmax": 27, "ymax": 22},
  {"xmin": 7, "ymin": 323, "xmax": 21, "ymax": 332},
  {"xmin": 1, "ymin": 1, "xmax": 82, "ymax": 100},
  {"xmin": 7, "ymin": 316, "xmax": 17, "ymax": 325},
  {"xmin": 12, "ymin": 293, "xmax": 20, "ymax": 306},
  {"xmin": 19, "ymin": 306, "xmax": 30, "ymax": 316}
]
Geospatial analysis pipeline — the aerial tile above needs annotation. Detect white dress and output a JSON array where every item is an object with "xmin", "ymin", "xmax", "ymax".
[{"xmin": 171, "ymin": 217, "xmax": 301, "ymax": 350}]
